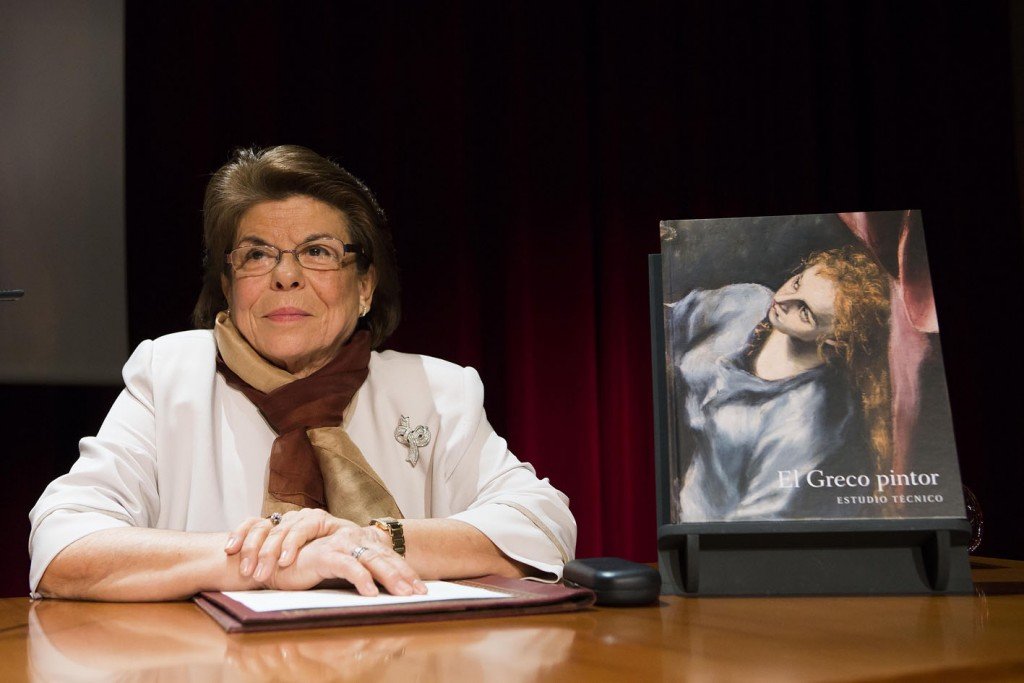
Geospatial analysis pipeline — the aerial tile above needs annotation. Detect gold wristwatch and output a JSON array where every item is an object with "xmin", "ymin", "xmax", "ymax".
[{"xmin": 370, "ymin": 517, "xmax": 406, "ymax": 556}]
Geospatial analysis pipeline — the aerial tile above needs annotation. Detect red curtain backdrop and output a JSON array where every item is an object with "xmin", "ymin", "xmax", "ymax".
[{"xmin": 6, "ymin": 1, "xmax": 1024, "ymax": 598}]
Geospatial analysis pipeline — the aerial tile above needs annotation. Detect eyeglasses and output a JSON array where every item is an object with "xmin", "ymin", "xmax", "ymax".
[{"xmin": 225, "ymin": 237, "xmax": 364, "ymax": 277}]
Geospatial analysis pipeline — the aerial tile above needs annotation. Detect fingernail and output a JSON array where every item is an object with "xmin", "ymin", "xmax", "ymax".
[
  {"xmin": 225, "ymin": 536, "xmax": 236, "ymax": 550},
  {"xmin": 240, "ymin": 558, "xmax": 251, "ymax": 575},
  {"xmin": 395, "ymin": 580, "xmax": 412, "ymax": 595},
  {"xmin": 280, "ymin": 549, "xmax": 291, "ymax": 563},
  {"xmin": 413, "ymin": 580, "xmax": 427, "ymax": 594},
  {"xmin": 254, "ymin": 563, "xmax": 266, "ymax": 580}
]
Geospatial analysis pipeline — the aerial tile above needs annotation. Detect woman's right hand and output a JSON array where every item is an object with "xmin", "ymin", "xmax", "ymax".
[
  {"xmin": 225, "ymin": 509, "xmax": 347, "ymax": 579},
  {"xmin": 224, "ymin": 509, "xmax": 425, "ymax": 596}
]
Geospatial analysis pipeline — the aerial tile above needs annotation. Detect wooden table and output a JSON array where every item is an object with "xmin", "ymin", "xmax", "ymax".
[{"xmin": 4, "ymin": 558, "xmax": 1023, "ymax": 682}]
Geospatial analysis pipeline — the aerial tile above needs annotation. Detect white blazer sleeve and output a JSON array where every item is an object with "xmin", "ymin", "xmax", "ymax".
[
  {"xmin": 441, "ymin": 367, "xmax": 576, "ymax": 580},
  {"xmin": 28, "ymin": 340, "xmax": 161, "ymax": 593}
]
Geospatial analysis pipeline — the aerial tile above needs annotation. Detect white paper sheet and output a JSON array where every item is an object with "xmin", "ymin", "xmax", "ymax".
[{"xmin": 222, "ymin": 581, "xmax": 511, "ymax": 613}]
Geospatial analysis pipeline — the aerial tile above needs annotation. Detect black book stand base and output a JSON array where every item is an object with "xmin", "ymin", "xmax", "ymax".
[{"xmin": 658, "ymin": 518, "xmax": 974, "ymax": 596}]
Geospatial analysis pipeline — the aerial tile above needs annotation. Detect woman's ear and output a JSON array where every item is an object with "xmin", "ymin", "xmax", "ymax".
[{"xmin": 358, "ymin": 265, "xmax": 378, "ymax": 310}]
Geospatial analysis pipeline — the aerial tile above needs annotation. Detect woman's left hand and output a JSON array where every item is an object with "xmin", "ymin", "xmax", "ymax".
[
  {"xmin": 259, "ymin": 530, "xmax": 425, "ymax": 596},
  {"xmin": 224, "ymin": 509, "xmax": 426, "ymax": 595}
]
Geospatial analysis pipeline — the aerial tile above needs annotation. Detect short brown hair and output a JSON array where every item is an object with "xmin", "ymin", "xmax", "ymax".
[{"xmin": 192, "ymin": 145, "xmax": 400, "ymax": 348}]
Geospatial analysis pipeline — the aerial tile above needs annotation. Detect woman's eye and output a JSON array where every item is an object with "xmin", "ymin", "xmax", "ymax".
[
  {"xmin": 300, "ymin": 243, "xmax": 338, "ymax": 260},
  {"xmin": 244, "ymin": 247, "xmax": 272, "ymax": 262}
]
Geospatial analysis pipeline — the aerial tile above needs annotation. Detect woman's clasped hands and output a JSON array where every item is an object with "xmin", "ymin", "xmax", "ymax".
[{"xmin": 224, "ymin": 509, "xmax": 427, "ymax": 597}]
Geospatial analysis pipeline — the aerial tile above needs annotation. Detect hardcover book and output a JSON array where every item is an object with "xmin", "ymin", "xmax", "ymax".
[{"xmin": 660, "ymin": 211, "xmax": 966, "ymax": 523}]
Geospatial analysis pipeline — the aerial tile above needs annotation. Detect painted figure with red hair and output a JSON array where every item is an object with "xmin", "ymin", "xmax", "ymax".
[{"xmin": 669, "ymin": 246, "xmax": 892, "ymax": 520}]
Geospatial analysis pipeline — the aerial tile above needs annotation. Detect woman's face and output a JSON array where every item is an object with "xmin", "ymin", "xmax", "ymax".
[
  {"xmin": 222, "ymin": 195, "xmax": 374, "ymax": 377},
  {"xmin": 769, "ymin": 265, "xmax": 836, "ymax": 343}
]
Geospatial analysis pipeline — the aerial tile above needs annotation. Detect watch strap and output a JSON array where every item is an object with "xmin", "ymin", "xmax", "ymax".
[{"xmin": 370, "ymin": 517, "xmax": 406, "ymax": 556}]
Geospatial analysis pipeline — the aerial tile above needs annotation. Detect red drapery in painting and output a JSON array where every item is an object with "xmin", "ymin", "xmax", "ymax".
[{"xmin": 839, "ymin": 210, "xmax": 937, "ymax": 477}]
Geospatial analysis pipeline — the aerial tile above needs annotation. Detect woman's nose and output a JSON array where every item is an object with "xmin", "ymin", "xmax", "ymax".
[{"xmin": 271, "ymin": 253, "xmax": 305, "ymax": 289}]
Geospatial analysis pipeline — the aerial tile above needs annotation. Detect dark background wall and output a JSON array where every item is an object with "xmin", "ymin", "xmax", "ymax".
[
  {"xmin": 4, "ymin": 0, "xmax": 1023, "ymax": 597},
  {"xmin": 0, "ymin": 0, "xmax": 128, "ymax": 385}
]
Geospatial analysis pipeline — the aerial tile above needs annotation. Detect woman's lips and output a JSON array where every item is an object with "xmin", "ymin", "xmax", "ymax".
[{"xmin": 264, "ymin": 307, "xmax": 311, "ymax": 322}]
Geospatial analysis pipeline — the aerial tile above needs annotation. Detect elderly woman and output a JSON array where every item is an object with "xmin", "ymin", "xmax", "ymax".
[{"xmin": 29, "ymin": 145, "xmax": 576, "ymax": 600}]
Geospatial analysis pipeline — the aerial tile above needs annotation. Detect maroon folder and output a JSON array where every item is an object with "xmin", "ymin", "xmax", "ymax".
[{"xmin": 194, "ymin": 575, "xmax": 596, "ymax": 633}]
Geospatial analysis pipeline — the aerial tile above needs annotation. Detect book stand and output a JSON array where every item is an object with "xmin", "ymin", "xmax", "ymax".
[{"xmin": 649, "ymin": 255, "xmax": 973, "ymax": 596}]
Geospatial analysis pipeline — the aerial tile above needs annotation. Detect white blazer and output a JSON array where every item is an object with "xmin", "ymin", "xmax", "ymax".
[{"xmin": 29, "ymin": 331, "xmax": 576, "ymax": 593}]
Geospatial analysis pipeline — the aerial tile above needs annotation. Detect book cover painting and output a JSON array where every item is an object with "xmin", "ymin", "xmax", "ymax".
[{"xmin": 660, "ymin": 211, "xmax": 966, "ymax": 523}]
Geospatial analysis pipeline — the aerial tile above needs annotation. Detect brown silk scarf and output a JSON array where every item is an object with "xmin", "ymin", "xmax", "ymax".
[{"xmin": 214, "ymin": 311, "xmax": 401, "ymax": 521}]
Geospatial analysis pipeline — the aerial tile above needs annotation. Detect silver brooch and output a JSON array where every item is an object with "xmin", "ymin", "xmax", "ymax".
[{"xmin": 394, "ymin": 415, "xmax": 430, "ymax": 467}]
